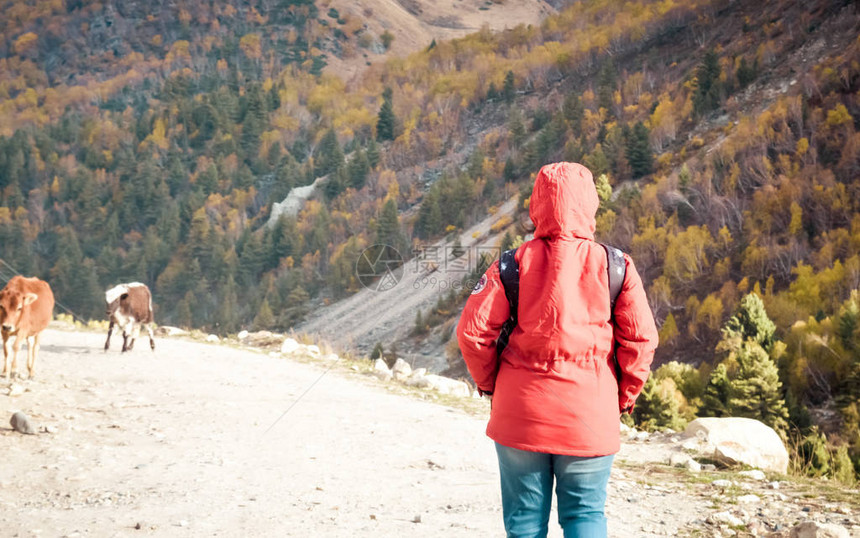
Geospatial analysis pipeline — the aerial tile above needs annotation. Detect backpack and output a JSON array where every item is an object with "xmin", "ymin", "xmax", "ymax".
[{"xmin": 496, "ymin": 243, "xmax": 627, "ymax": 379}]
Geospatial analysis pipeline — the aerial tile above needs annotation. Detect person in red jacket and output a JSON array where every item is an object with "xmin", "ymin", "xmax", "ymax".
[{"xmin": 457, "ymin": 162, "xmax": 658, "ymax": 538}]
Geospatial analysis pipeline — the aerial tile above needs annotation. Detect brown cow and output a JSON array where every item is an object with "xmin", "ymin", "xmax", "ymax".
[
  {"xmin": 0, "ymin": 276, "xmax": 55, "ymax": 380},
  {"xmin": 104, "ymin": 282, "xmax": 155, "ymax": 352}
]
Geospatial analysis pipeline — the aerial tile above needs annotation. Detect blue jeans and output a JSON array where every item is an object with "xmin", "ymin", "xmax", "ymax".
[{"xmin": 495, "ymin": 443, "xmax": 614, "ymax": 538}]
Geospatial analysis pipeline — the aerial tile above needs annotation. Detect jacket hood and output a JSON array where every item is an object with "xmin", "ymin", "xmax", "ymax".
[{"xmin": 529, "ymin": 162, "xmax": 598, "ymax": 240}]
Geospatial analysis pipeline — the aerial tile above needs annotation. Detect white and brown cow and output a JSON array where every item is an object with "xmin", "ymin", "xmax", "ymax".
[
  {"xmin": 0, "ymin": 276, "xmax": 55, "ymax": 380},
  {"xmin": 105, "ymin": 282, "xmax": 155, "ymax": 352}
]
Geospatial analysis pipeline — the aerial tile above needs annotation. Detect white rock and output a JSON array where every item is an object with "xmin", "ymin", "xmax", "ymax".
[
  {"xmin": 789, "ymin": 521, "xmax": 850, "ymax": 538},
  {"xmin": 322, "ymin": 353, "xmax": 339, "ymax": 362},
  {"xmin": 709, "ymin": 511, "xmax": 744, "ymax": 527},
  {"xmin": 281, "ymin": 338, "xmax": 301, "ymax": 354},
  {"xmin": 712, "ymin": 479, "xmax": 733, "ymax": 488},
  {"xmin": 205, "ymin": 334, "xmax": 219, "ymax": 343},
  {"xmin": 406, "ymin": 373, "xmax": 432, "ymax": 389},
  {"xmin": 424, "ymin": 375, "xmax": 471, "ymax": 397},
  {"xmin": 768, "ymin": 481, "xmax": 780, "ymax": 489},
  {"xmin": 635, "ymin": 431, "xmax": 650, "ymax": 442},
  {"xmin": 155, "ymin": 326, "xmax": 188, "ymax": 336},
  {"xmin": 373, "ymin": 359, "xmax": 393, "ymax": 381},
  {"xmin": 306, "ymin": 345, "xmax": 321, "ymax": 357},
  {"xmin": 391, "ymin": 359, "xmax": 413, "ymax": 381},
  {"xmin": 7, "ymin": 384, "xmax": 25, "ymax": 397},
  {"xmin": 411, "ymin": 368, "xmax": 427, "ymax": 378},
  {"xmin": 685, "ymin": 459, "xmax": 702, "ymax": 472},
  {"xmin": 237, "ymin": 330, "xmax": 249, "ymax": 340},
  {"xmin": 681, "ymin": 439, "xmax": 702, "ymax": 451},
  {"xmin": 736, "ymin": 494, "xmax": 760, "ymax": 504},
  {"xmin": 682, "ymin": 417, "xmax": 789, "ymax": 473},
  {"xmin": 669, "ymin": 452, "xmax": 695, "ymax": 468},
  {"xmin": 738, "ymin": 470, "xmax": 766, "ymax": 481},
  {"xmin": 620, "ymin": 423, "xmax": 634, "ymax": 434},
  {"xmin": 245, "ymin": 331, "xmax": 283, "ymax": 346}
]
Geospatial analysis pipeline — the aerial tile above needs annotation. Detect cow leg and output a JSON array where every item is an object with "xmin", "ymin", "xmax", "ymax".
[
  {"xmin": 127, "ymin": 335, "xmax": 136, "ymax": 351},
  {"xmin": 10, "ymin": 335, "xmax": 22, "ymax": 379},
  {"xmin": 121, "ymin": 331, "xmax": 129, "ymax": 352},
  {"xmin": 105, "ymin": 321, "xmax": 114, "ymax": 351},
  {"xmin": 27, "ymin": 333, "xmax": 40, "ymax": 379},
  {"xmin": 146, "ymin": 324, "xmax": 156, "ymax": 351},
  {"xmin": 2, "ymin": 334, "xmax": 11, "ymax": 380}
]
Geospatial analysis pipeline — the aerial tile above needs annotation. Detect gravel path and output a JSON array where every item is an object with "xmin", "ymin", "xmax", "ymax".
[{"xmin": 1, "ymin": 328, "xmax": 856, "ymax": 537}]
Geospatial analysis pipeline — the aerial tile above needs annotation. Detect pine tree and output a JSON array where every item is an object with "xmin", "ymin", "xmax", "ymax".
[
  {"xmin": 366, "ymin": 138, "xmax": 381, "ymax": 168},
  {"xmin": 736, "ymin": 57, "xmax": 757, "ymax": 88},
  {"xmin": 241, "ymin": 83, "xmax": 267, "ymax": 161},
  {"xmin": 215, "ymin": 275, "xmax": 240, "ymax": 334},
  {"xmin": 415, "ymin": 190, "xmax": 442, "ymax": 239},
  {"xmin": 348, "ymin": 149, "xmax": 370, "ymax": 189},
  {"xmin": 563, "ymin": 93, "xmax": 584, "ymax": 131},
  {"xmin": 626, "ymin": 122, "xmax": 654, "ymax": 178},
  {"xmin": 376, "ymin": 198, "xmax": 407, "ymax": 253},
  {"xmin": 701, "ymin": 363, "xmax": 732, "ymax": 417},
  {"xmin": 597, "ymin": 59, "xmax": 616, "ymax": 115},
  {"xmin": 721, "ymin": 293, "xmax": 776, "ymax": 352},
  {"xmin": 693, "ymin": 49, "xmax": 722, "ymax": 115},
  {"xmin": 376, "ymin": 88, "xmax": 396, "ymax": 141},
  {"xmin": 632, "ymin": 377, "xmax": 687, "ymax": 432},
  {"xmin": 727, "ymin": 340, "xmax": 789, "ymax": 432},
  {"xmin": 502, "ymin": 70, "xmax": 515, "ymax": 103},
  {"xmin": 253, "ymin": 298, "xmax": 275, "ymax": 330},
  {"xmin": 702, "ymin": 293, "xmax": 789, "ymax": 433},
  {"xmin": 314, "ymin": 128, "xmax": 344, "ymax": 178}
]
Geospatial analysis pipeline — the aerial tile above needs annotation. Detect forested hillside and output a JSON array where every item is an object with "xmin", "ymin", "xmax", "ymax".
[{"xmin": 1, "ymin": 0, "xmax": 859, "ymax": 481}]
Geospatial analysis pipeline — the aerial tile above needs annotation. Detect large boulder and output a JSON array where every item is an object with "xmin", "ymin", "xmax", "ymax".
[
  {"xmin": 789, "ymin": 521, "xmax": 850, "ymax": 538},
  {"xmin": 682, "ymin": 417, "xmax": 788, "ymax": 473},
  {"xmin": 373, "ymin": 359, "xmax": 393, "ymax": 381},
  {"xmin": 281, "ymin": 338, "xmax": 301, "ymax": 355},
  {"xmin": 423, "ymin": 375, "xmax": 471, "ymax": 397},
  {"xmin": 391, "ymin": 358, "xmax": 413, "ymax": 381}
]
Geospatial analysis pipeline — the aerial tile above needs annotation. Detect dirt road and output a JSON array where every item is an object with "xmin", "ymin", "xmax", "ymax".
[{"xmin": 0, "ymin": 328, "xmax": 786, "ymax": 537}]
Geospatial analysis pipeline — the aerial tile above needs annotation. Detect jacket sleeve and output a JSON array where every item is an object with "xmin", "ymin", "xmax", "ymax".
[
  {"xmin": 456, "ymin": 260, "xmax": 510, "ymax": 394},
  {"xmin": 614, "ymin": 255, "xmax": 659, "ymax": 412}
]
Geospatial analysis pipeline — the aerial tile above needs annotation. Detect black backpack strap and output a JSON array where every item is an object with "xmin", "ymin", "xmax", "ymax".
[
  {"xmin": 601, "ymin": 243, "xmax": 627, "ymax": 383},
  {"xmin": 601, "ymin": 243, "xmax": 626, "ymax": 313},
  {"xmin": 496, "ymin": 248, "xmax": 519, "ymax": 357}
]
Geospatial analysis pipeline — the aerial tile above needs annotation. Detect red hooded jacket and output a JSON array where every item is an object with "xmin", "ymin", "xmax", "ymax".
[{"xmin": 457, "ymin": 162, "xmax": 658, "ymax": 456}]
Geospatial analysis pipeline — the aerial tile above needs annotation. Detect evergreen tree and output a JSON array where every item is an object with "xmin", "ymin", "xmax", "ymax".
[
  {"xmin": 727, "ymin": 340, "xmax": 789, "ymax": 432},
  {"xmin": 215, "ymin": 275, "xmax": 240, "ymax": 334},
  {"xmin": 366, "ymin": 138, "xmax": 381, "ymax": 169},
  {"xmin": 626, "ymin": 122, "xmax": 654, "ymax": 178},
  {"xmin": 503, "ymin": 157, "xmax": 518, "ymax": 182},
  {"xmin": 348, "ymin": 149, "xmax": 370, "ymax": 189},
  {"xmin": 701, "ymin": 363, "xmax": 732, "ymax": 417},
  {"xmin": 721, "ymin": 293, "xmax": 776, "ymax": 352},
  {"xmin": 736, "ymin": 57, "xmax": 757, "ymax": 88},
  {"xmin": 502, "ymin": 70, "xmax": 515, "ymax": 103},
  {"xmin": 597, "ymin": 59, "xmax": 616, "ymax": 115},
  {"xmin": 415, "ymin": 190, "xmax": 442, "ymax": 239},
  {"xmin": 253, "ymin": 298, "xmax": 275, "ymax": 330},
  {"xmin": 376, "ymin": 198, "xmax": 407, "ymax": 254},
  {"xmin": 314, "ymin": 128, "xmax": 344, "ymax": 178},
  {"xmin": 241, "ymin": 83, "xmax": 267, "ymax": 161},
  {"xmin": 702, "ymin": 293, "xmax": 789, "ymax": 433},
  {"xmin": 282, "ymin": 285, "xmax": 310, "ymax": 327},
  {"xmin": 632, "ymin": 377, "xmax": 687, "ymax": 432},
  {"xmin": 563, "ymin": 93, "xmax": 584, "ymax": 132},
  {"xmin": 376, "ymin": 88, "xmax": 396, "ymax": 141},
  {"xmin": 693, "ymin": 49, "xmax": 722, "ymax": 115}
]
